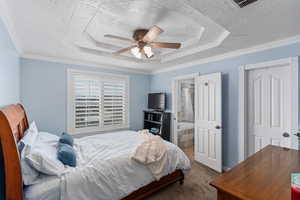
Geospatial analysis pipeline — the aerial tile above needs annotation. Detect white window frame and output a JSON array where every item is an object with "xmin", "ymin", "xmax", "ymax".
[{"xmin": 67, "ymin": 69, "xmax": 130, "ymax": 135}]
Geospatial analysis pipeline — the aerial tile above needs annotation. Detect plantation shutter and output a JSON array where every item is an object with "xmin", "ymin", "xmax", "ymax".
[
  {"xmin": 68, "ymin": 70, "xmax": 129, "ymax": 134},
  {"xmin": 102, "ymin": 81, "xmax": 127, "ymax": 127},
  {"xmin": 74, "ymin": 75, "xmax": 101, "ymax": 129}
]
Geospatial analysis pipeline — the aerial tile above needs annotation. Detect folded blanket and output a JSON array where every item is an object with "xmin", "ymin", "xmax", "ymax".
[{"xmin": 132, "ymin": 133, "xmax": 167, "ymax": 180}]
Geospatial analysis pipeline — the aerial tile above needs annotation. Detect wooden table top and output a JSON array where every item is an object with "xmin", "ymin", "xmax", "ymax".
[{"xmin": 210, "ymin": 145, "xmax": 300, "ymax": 200}]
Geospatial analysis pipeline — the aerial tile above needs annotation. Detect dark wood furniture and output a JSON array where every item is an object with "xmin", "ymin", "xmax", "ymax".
[
  {"xmin": 0, "ymin": 104, "xmax": 28, "ymax": 200},
  {"xmin": 143, "ymin": 110, "xmax": 171, "ymax": 141},
  {"xmin": 210, "ymin": 145, "xmax": 300, "ymax": 200},
  {"xmin": 122, "ymin": 170, "xmax": 184, "ymax": 200},
  {"xmin": 0, "ymin": 104, "xmax": 184, "ymax": 200}
]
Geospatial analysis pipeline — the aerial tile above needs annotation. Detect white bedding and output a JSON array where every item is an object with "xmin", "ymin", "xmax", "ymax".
[
  {"xmin": 24, "ymin": 175, "xmax": 60, "ymax": 200},
  {"xmin": 25, "ymin": 130, "xmax": 191, "ymax": 200}
]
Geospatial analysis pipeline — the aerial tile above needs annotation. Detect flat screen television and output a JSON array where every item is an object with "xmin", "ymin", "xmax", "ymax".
[{"xmin": 148, "ymin": 93, "xmax": 166, "ymax": 111}]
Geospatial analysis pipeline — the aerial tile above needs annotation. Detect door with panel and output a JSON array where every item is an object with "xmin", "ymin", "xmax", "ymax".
[
  {"xmin": 195, "ymin": 73, "xmax": 222, "ymax": 172},
  {"xmin": 247, "ymin": 64, "xmax": 292, "ymax": 155}
]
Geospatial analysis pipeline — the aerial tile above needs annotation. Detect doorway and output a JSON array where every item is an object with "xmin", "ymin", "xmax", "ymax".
[
  {"xmin": 172, "ymin": 75, "xmax": 196, "ymax": 159},
  {"xmin": 172, "ymin": 73, "xmax": 223, "ymax": 173},
  {"xmin": 239, "ymin": 57, "xmax": 299, "ymax": 162}
]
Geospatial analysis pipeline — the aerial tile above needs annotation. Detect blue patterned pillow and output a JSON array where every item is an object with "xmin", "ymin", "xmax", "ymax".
[
  {"xmin": 57, "ymin": 143, "xmax": 77, "ymax": 167},
  {"xmin": 59, "ymin": 132, "xmax": 74, "ymax": 146}
]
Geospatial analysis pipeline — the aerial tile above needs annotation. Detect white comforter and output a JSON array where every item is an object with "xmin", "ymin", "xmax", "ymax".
[{"xmin": 26, "ymin": 131, "xmax": 191, "ymax": 200}]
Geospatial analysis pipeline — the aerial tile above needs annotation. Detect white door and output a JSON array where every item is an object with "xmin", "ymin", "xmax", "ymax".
[
  {"xmin": 247, "ymin": 64, "xmax": 292, "ymax": 155},
  {"xmin": 195, "ymin": 73, "xmax": 222, "ymax": 172}
]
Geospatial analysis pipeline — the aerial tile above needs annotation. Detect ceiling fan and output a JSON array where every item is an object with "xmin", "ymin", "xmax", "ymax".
[{"xmin": 104, "ymin": 26, "xmax": 181, "ymax": 59}]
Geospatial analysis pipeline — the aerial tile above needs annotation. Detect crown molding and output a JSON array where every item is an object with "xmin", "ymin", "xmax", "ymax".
[
  {"xmin": 0, "ymin": 0, "xmax": 23, "ymax": 54},
  {"xmin": 21, "ymin": 53, "xmax": 151, "ymax": 75},
  {"xmin": 152, "ymin": 34, "xmax": 300, "ymax": 74}
]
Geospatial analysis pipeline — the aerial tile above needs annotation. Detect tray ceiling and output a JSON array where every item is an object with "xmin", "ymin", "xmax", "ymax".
[{"xmin": 1, "ymin": 0, "xmax": 300, "ymax": 73}]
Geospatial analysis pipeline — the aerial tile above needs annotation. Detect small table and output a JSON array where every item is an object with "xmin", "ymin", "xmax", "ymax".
[{"xmin": 210, "ymin": 145, "xmax": 300, "ymax": 200}]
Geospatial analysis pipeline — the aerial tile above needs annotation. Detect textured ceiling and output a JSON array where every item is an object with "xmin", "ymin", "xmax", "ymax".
[
  {"xmin": 169, "ymin": 0, "xmax": 300, "ymax": 66},
  {"xmin": 69, "ymin": 0, "xmax": 228, "ymax": 63},
  {"xmin": 1, "ymin": 0, "xmax": 300, "ymax": 73}
]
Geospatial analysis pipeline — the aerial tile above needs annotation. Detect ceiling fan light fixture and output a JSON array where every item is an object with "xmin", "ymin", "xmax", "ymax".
[
  {"xmin": 144, "ymin": 46, "xmax": 154, "ymax": 58},
  {"xmin": 108, "ymin": 25, "xmax": 181, "ymax": 59},
  {"xmin": 131, "ymin": 47, "xmax": 142, "ymax": 59}
]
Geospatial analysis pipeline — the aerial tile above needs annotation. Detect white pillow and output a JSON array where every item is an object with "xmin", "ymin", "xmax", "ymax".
[
  {"xmin": 20, "ymin": 147, "xmax": 41, "ymax": 185},
  {"xmin": 20, "ymin": 121, "xmax": 39, "ymax": 147},
  {"xmin": 19, "ymin": 121, "xmax": 40, "ymax": 185},
  {"xmin": 26, "ymin": 137, "xmax": 66, "ymax": 176},
  {"xmin": 38, "ymin": 132, "xmax": 59, "ymax": 144}
]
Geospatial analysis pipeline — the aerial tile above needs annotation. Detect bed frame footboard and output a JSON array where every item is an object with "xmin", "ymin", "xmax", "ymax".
[{"xmin": 122, "ymin": 170, "xmax": 184, "ymax": 200}]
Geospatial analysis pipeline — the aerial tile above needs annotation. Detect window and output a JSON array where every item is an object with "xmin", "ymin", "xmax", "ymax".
[{"xmin": 68, "ymin": 69, "xmax": 129, "ymax": 134}]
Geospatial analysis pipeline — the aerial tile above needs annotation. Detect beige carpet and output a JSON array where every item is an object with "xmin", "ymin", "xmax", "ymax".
[{"xmin": 145, "ymin": 147, "xmax": 219, "ymax": 200}]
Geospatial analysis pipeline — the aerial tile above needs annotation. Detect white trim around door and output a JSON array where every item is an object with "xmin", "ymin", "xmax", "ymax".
[{"xmin": 238, "ymin": 57, "xmax": 299, "ymax": 163}]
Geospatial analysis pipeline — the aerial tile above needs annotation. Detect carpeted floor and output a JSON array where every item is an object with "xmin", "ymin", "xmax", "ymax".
[{"xmin": 145, "ymin": 147, "xmax": 219, "ymax": 200}]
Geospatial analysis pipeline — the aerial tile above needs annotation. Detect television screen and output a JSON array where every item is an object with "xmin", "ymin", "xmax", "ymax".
[{"xmin": 148, "ymin": 93, "xmax": 166, "ymax": 110}]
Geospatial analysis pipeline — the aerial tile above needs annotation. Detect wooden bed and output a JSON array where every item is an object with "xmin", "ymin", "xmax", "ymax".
[{"xmin": 0, "ymin": 104, "xmax": 184, "ymax": 200}]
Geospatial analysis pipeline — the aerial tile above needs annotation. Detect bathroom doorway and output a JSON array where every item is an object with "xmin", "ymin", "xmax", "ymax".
[{"xmin": 172, "ymin": 74, "xmax": 197, "ymax": 160}]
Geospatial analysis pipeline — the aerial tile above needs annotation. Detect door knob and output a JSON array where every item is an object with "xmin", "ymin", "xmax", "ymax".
[
  {"xmin": 215, "ymin": 125, "xmax": 221, "ymax": 129},
  {"xmin": 282, "ymin": 132, "xmax": 290, "ymax": 138}
]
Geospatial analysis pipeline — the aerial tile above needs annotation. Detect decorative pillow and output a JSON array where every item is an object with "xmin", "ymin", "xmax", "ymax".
[
  {"xmin": 59, "ymin": 132, "xmax": 74, "ymax": 147},
  {"xmin": 57, "ymin": 143, "xmax": 77, "ymax": 167},
  {"xmin": 26, "ymin": 138, "xmax": 66, "ymax": 176},
  {"xmin": 19, "ymin": 121, "xmax": 40, "ymax": 185},
  {"xmin": 18, "ymin": 141, "xmax": 25, "ymax": 153}
]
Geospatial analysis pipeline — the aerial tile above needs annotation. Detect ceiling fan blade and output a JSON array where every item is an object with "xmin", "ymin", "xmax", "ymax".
[
  {"xmin": 114, "ymin": 45, "xmax": 138, "ymax": 54},
  {"xmin": 143, "ymin": 26, "xmax": 164, "ymax": 42},
  {"xmin": 104, "ymin": 34, "xmax": 136, "ymax": 43},
  {"xmin": 150, "ymin": 42, "xmax": 181, "ymax": 49},
  {"xmin": 86, "ymin": 32, "xmax": 123, "ymax": 50}
]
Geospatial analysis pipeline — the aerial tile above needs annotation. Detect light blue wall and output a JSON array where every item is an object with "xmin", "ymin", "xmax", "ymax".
[
  {"xmin": 20, "ymin": 58, "xmax": 150, "ymax": 135},
  {"xmin": 150, "ymin": 42, "xmax": 300, "ymax": 168},
  {"xmin": 0, "ymin": 19, "xmax": 20, "ymax": 107},
  {"xmin": 0, "ymin": 18, "xmax": 20, "ymax": 199}
]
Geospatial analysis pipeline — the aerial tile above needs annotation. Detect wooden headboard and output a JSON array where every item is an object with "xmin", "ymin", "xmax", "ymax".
[{"xmin": 0, "ymin": 104, "xmax": 29, "ymax": 200}]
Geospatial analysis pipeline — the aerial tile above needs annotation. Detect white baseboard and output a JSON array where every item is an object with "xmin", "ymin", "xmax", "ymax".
[{"xmin": 222, "ymin": 166, "xmax": 231, "ymax": 172}]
